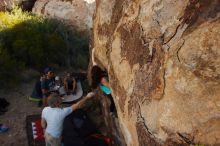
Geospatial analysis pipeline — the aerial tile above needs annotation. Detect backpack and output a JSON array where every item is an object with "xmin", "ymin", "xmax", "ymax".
[
  {"xmin": 84, "ymin": 134, "xmax": 112, "ymax": 146},
  {"xmin": 62, "ymin": 109, "xmax": 97, "ymax": 146},
  {"xmin": 62, "ymin": 109, "xmax": 112, "ymax": 146}
]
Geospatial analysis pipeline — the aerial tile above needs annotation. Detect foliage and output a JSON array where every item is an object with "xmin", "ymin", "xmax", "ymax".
[
  {"xmin": 0, "ymin": 47, "xmax": 25, "ymax": 87},
  {"xmin": 0, "ymin": 7, "xmax": 89, "ymax": 87}
]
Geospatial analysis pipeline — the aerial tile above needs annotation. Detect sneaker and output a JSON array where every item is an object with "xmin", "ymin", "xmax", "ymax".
[
  {"xmin": 0, "ymin": 124, "xmax": 9, "ymax": 133},
  {"xmin": 28, "ymin": 96, "xmax": 42, "ymax": 102}
]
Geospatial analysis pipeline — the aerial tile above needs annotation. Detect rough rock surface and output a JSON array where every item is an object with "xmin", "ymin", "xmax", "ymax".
[
  {"xmin": 0, "ymin": 1, "xmax": 6, "ymax": 11},
  {"xmin": 0, "ymin": 0, "xmax": 36, "ymax": 11},
  {"xmin": 92, "ymin": 0, "xmax": 220, "ymax": 145},
  {"xmin": 32, "ymin": 0, "xmax": 95, "ymax": 33},
  {"xmin": 0, "ymin": 0, "xmax": 15, "ymax": 11}
]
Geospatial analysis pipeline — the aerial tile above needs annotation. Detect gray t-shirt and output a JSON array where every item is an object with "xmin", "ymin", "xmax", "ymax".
[{"xmin": 42, "ymin": 107, "xmax": 72, "ymax": 138}]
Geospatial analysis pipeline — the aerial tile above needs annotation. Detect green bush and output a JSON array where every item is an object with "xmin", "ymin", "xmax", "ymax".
[{"xmin": 0, "ymin": 7, "xmax": 89, "ymax": 87}]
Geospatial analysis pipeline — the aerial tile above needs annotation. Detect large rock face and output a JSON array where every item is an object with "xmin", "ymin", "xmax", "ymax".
[
  {"xmin": 0, "ymin": 0, "xmax": 36, "ymax": 11},
  {"xmin": 92, "ymin": 0, "xmax": 220, "ymax": 145},
  {"xmin": 32, "ymin": 0, "xmax": 95, "ymax": 33},
  {"xmin": 0, "ymin": 1, "xmax": 6, "ymax": 11}
]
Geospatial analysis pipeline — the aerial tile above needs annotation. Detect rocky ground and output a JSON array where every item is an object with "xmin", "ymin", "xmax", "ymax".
[{"xmin": 0, "ymin": 81, "xmax": 41, "ymax": 146}]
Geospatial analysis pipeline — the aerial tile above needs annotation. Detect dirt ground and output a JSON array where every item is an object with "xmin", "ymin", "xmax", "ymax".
[{"xmin": 0, "ymin": 81, "xmax": 42, "ymax": 146}]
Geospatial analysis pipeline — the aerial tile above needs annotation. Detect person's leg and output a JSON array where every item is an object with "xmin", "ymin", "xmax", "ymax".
[
  {"xmin": 53, "ymin": 137, "xmax": 61, "ymax": 146},
  {"xmin": 45, "ymin": 132, "xmax": 61, "ymax": 146},
  {"xmin": 63, "ymin": 78, "xmax": 68, "ymax": 93},
  {"xmin": 107, "ymin": 94, "xmax": 116, "ymax": 113},
  {"xmin": 72, "ymin": 78, "xmax": 77, "ymax": 94},
  {"xmin": 45, "ymin": 140, "xmax": 51, "ymax": 146},
  {"xmin": 43, "ymin": 96, "xmax": 48, "ymax": 107},
  {"xmin": 44, "ymin": 132, "xmax": 52, "ymax": 146},
  {"xmin": 49, "ymin": 136, "xmax": 61, "ymax": 146}
]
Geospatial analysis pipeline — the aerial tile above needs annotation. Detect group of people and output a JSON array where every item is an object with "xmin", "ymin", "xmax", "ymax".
[
  {"xmin": 30, "ymin": 67, "xmax": 79, "ymax": 106},
  {"xmin": 36, "ymin": 68, "xmax": 93, "ymax": 146},
  {"xmin": 41, "ymin": 68, "xmax": 80, "ymax": 106},
  {"xmin": 41, "ymin": 64, "xmax": 114, "ymax": 146},
  {"xmin": 40, "ymin": 48, "xmax": 116, "ymax": 146}
]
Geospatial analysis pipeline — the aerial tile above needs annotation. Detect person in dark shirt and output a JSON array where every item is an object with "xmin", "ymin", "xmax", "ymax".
[{"xmin": 41, "ymin": 68, "xmax": 55, "ymax": 106}]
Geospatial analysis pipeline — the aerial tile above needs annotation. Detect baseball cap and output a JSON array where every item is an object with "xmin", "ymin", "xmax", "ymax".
[{"xmin": 44, "ymin": 67, "xmax": 53, "ymax": 74}]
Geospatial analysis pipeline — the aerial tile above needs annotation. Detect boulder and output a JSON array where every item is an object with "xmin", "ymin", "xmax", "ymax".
[
  {"xmin": 0, "ymin": 0, "xmax": 36, "ymax": 11},
  {"xmin": 32, "ymin": 0, "xmax": 95, "ymax": 33},
  {"xmin": 92, "ymin": 0, "xmax": 220, "ymax": 145}
]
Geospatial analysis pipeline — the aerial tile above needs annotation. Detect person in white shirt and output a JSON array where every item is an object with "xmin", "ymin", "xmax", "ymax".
[{"xmin": 41, "ymin": 92, "xmax": 94, "ymax": 146}]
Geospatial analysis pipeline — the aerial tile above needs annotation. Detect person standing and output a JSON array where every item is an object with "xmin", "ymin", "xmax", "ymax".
[{"xmin": 41, "ymin": 92, "xmax": 94, "ymax": 146}]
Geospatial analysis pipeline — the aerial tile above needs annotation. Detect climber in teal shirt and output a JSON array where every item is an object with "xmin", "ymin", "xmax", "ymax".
[
  {"xmin": 91, "ymin": 66, "xmax": 111, "ymax": 93},
  {"xmin": 99, "ymin": 83, "xmax": 111, "ymax": 95},
  {"xmin": 91, "ymin": 65, "xmax": 115, "ymax": 112},
  {"xmin": 91, "ymin": 48, "xmax": 111, "ymax": 95},
  {"xmin": 91, "ymin": 47, "xmax": 116, "ymax": 112}
]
